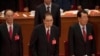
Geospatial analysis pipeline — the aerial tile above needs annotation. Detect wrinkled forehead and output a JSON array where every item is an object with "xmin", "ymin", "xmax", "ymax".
[{"xmin": 45, "ymin": 15, "xmax": 53, "ymax": 20}]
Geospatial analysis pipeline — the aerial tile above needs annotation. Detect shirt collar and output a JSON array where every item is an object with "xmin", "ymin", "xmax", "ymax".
[
  {"xmin": 79, "ymin": 23, "xmax": 86, "ymax": 29},
  {"xmin": 44, "ymin": 3, "xmax": 52, "ymax": 8},
  {"xmin": 6, "ymin": 22, "xmax": 13, "ymax": 30},
  {"xmin": 6, "ymin": 22, "xmax": 13, "ymax": 26}
]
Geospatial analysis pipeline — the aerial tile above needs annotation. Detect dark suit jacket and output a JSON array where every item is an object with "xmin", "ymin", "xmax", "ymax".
[
  {"xmin": 24, "ymin": 0, "xmax": 44, "ymax": 11},
  {"xmin": 52, "ymin": 0, "xmax": 74, "ymax": 11},
  {"xmin": 77, "ymin": 0, "xmax": 99, "ymax": 9},
  {"xmin": 34, "ymin": 3, "xmax": 61, "ymax": 31},
  {"xmin": 68, "ymin": 23, "xmax": 96, "ymax": 56},
  {"xmin": 0, "ymin": 23, "xmax": 23, "ymax": 56},
  {"xmin": 0, "ymin": 0, "xmax": 19, "ymax": 11},
  {"xmin": 29, "ymin": 24, "xmax": 59, "ymax": 56}
]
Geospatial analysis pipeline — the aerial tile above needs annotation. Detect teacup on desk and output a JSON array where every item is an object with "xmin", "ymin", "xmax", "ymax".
[{"xmin": 29, "ymin": 11, "xmax": 35, "ymax": 16}]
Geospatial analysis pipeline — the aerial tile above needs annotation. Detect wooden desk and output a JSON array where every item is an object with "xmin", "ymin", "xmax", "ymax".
[{"xmin": 0, "ymin": 10, "xmax": 100, "ymax": 56}]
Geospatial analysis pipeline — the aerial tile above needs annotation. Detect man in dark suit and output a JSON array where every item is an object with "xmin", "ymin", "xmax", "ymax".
[
  {"xmin": 24, "ymin": 0, "xmax": 44, "ymax": 11},
  {"xmin": 29, "ymin": 12, "xmax": 59, "ymax": 56},
  {"xmin": 68, "ymin": 10, "xmax": 96, "ymax": 56},
  {"xmin": 34, "ymin": 0, "xmax": 61, "ymax": 31},
  {"xmin": 77, "ymin": 0, "xmax": 99, "ymax": 10},
  {"xmin": 0, "ymin": 9, "xmax": 23, "ymax": 56}
]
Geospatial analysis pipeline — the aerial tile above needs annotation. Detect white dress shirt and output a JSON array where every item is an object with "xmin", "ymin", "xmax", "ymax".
[
  {"xmin": 79, "ymin": 23, "xmax": 87, "ymax": 35},
  {"xmin": 44, "ymin": 3, "xmax": 52, "ymax": 12},
  {"xmin": 6, "ymin": 22, "xmax": 13, "ymax": 32},
  {"xmin": 45, "ymin": 27, "xmax": 51, "ymax": 35}
]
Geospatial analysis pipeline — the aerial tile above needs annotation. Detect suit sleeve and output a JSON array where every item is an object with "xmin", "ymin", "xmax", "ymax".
[
  {"xmin": 34, "ymin": 7, "xmax": 40, "ymax": 26},
  {"xmin": 56, "ymin": 6, "xmax": 61, "ymax": 37},
  {"xmin": 54, "ymin": 27, "xmax": 59, "ymax": 56},
  {"xmin": 18, "ymin": 25, "xmax": 23, "ymax": 56},
  {"xmin": 29, "ymin": 27, "xmax": 38, "ymax": 56},
  {"xmin": 91, "ymin": 25, "xmax": 96, "ymax": 54},
  {"xmin": 68, "ymin": 26, "xmax": 75, "ymax": 56}
]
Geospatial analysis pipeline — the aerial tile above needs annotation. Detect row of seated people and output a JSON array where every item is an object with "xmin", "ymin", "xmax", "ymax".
[{"xmin": 0, "ymin": 0, "xmax": 100, "ymax": 12}]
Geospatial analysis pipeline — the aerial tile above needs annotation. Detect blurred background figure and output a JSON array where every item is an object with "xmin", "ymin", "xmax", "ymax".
[
  {"xmin": 52, "ymin": 0, "xmax": 76, "ymax": 11},
  {"xmin": 24, "ymin": 0, "xmax": 44, "ymax": 11},
  {"xmin": 0, "ymin": 0, "xmax": 19, "ymax": 12},
  {"xmin": 77, "ymin": 0, "xmax": 100, "ymax": 10}
]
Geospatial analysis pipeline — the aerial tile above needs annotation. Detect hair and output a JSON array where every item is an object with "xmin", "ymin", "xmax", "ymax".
[
  {"xmin": 77, "ymin": 10, "xmax": 88, "ymax": 18},
  {"xmin": 4, "ymin": 9, "xmax": 14, "ymax": 15},
  {"xmin": 43, "ymin": 12, "xmax": 53, "ymax": 20}
]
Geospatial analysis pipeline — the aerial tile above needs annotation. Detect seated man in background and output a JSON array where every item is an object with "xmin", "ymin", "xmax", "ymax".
[
  {"xmin": 52, "ymin": 0, "xmax": 75, "ymax": 11},
  {"xmin": 24, "ymin": 0, "xmax": 44, "ymax": 11},
  {"xmin": 0, "ymin": 0, "xmax": 19, "ymax": 11},
  {"xmin": 77, "ymin": 0, "xmax": 100, "ymax": 10}
]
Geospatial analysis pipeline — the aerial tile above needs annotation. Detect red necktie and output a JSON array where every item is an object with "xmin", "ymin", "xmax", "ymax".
[
  {"xmin": 46, "ymin": 29, "xmax": 50, "ymax": 42},
  {"xmin": 82, "ymin": 27, "xmax": 87, "ymax": 41},
  {"xmin": 9, "ymin": 26, "xmax": 13, "ymax": 39}
]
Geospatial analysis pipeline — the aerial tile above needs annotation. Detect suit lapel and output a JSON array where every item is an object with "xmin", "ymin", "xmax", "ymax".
[
  {"xmin": 51, "ymin": 4, "xmax": 54, "ymax": 17},
  {"xmin": 43, "ymin": 3, "xmax": 54, "ymax": 18},
  {"xmin": 4, "ymin": 23, "xmax": 17, "ymax": 40},
  {"xmin": 12, "ymin": 23, "xmax": 16, "ymax": 40},
  {"xmin": 42, "ymin": 24, "xmax": 48, "ymax": 42},
  {"xmin": 50, "ymin": 26, "xmax": 54, "ymax": 41},
  {"xmin": 86, "ymin": 24, "xmax": 90, "ymax": 41},
  {"xmin": 3, "ymin": 23, "xmax": 11, "ymax": 40},
  {"xmin": 43, "ymin": 4, "xmax": 46, "ymax": 14},
  {"xmin": 77, "ymin": 24, "xmax": 86, "ymax": 42},
  {"xmin": 42, "ymin": 24, "xmax": 54, "ymax": 43}
]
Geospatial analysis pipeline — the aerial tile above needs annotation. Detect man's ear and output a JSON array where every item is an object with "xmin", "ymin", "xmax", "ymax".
[{"xmin": 78, "ymin": 17, "xmax": 80, "ymax": 21}]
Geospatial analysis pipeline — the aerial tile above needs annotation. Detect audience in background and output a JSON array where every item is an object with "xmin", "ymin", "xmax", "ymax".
[
  {"xmin": 77, "ymin": 0, "xmax": 100, "ymax": 10},
  {"xmin": 0, "ymin": 0, "xmax": 19, "ymax": 12}
]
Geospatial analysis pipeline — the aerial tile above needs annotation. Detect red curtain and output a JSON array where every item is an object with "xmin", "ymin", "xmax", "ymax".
[{"xmin": 19, "ymin": 0, "xmax": 24, "ymax": 11}]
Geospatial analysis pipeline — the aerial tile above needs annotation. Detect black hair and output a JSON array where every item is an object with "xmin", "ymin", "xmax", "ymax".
[
  {"xmin": 77, "ymin": 10, "xmax": 88, "ymax": 18},
  {"xmin": 43, "ymin": 12, "xmax": 53, "ymax": 20}
]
